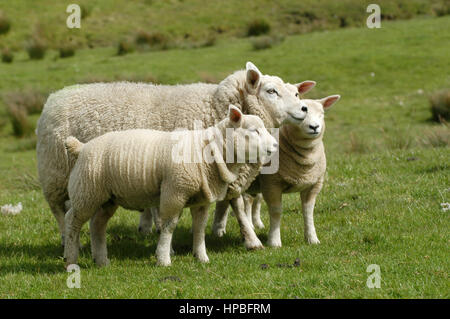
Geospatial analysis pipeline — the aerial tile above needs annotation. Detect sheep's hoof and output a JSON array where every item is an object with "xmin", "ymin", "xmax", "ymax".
[
  {"xmin": 253, "ymin": 220, "xmax": 265, "ymax": 229},
  {"xmin": 245, "ymin": 240, "xmax": 264, "ymax": 250},
  {"xmin": 94, "ymin": 258, "xmax": 110, "ymax": 267},
  {"xmin": 212, "ymin": 226, "xmax": 226, "ymax": 237},
  {"xmin": 305, "ymin": 236, "xmax": 320, "ymax": 245},
  {"xmin": 138, "ymin": 226, "xmax": 152, "ymax": 236},
  {"xmin": 198, "ymin": 256, "xmax": 210, "ymax": 263},
  {"xmin": 267, "ymin": 239, "xmax": 282, "ymax": 248},
  {"xmin": 156, "ymin": 259, "xmax": 172, "ymax": 267}
]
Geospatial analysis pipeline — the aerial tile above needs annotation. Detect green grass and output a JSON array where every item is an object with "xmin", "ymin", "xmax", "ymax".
[
  {"xmin": 0, "ymin": 0, "xmax": 448, "ymax": 50},
  {"xmin": 0, "ymin": 16, "xmax": 449, "ymax": 298}
]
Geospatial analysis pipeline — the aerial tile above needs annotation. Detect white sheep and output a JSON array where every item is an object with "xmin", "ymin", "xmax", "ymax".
[
  {"xmin": 212, "ymin": 94, "xmax": 340, "ymax": 246},
  {"xmin": 64, "ymin": 106, "xmax": 278, "ymax": 267},
  {"xmin": 36, "ymin": 61, "xmax": 315, "ymax": 250}
]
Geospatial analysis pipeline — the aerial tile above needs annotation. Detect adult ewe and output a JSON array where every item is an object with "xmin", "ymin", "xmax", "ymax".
[
  {"xmin": 212, "ymin": 94, "xmax": 340, "ymax": 246},
  {"xmin": 36, "ymin": 61, "xmax": 315, "ymax": 248},
  {"xmin": 64, "ymin": 106, "xmax": 278, "ymax": 267}
]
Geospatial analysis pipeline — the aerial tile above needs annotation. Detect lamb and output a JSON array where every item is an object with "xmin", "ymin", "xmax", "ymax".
[
  {"xmin": 212, "ymin": 94, "xmax": 340, "ymax": 246},
  {"xmin": 36, "ymin": 61, "xmax": 316, "ymax": 250},
  {"xmin": 63, "ymin": 106, "xmax": 278, "ymax": 267}
]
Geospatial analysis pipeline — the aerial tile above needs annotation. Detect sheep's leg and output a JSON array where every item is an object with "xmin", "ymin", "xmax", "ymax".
[
  {"xmin": 138, "ymin": 208, "xmax": 154, "ymax": 235},
  {"xmin": 64, "ymin": 206, "xmax": 95, "ymax": 267},
  {"xmin": 243, "ymin": 194, "xmax": 255, "ymax": 230},
  {"xmin": 48, "ymin": 200, "xmax": 68, "ymax": 246},
  {"xmin": 151, "ymin": 207, "xmax": 162, "ymax": 233},
  {"xmin": 90, "ymin": 202, "xmax": 118, "ymax": 267},
  {"xmin": 300, "ymin": 182, "xmax": 322, "ymax": 245},
  {"xmin": 212, "ymin": 200, "xmax": 229, "ymax": 237},
  {"xmin": 156, "ymin": 195, "xmax": 184, "ymax": 266},
  {"xmin": 252, "ymin": 193, "xmax": 265, "ymax": 229},
  {"xmin": 190, "ymin": 205, "xmax": 210, "ymax": 263},
  {"xmin": 263, "ymin": 188, "xmax": 283, "ymax": 247},
  {"xmin": 230, "ymin": 196, "xmax": 263, "ymax": 250}
]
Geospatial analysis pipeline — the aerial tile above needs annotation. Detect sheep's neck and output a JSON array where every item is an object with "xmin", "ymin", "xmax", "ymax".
[{"xmin": 280, "ymin": 124, "xmax": 324, "ymax": 166}]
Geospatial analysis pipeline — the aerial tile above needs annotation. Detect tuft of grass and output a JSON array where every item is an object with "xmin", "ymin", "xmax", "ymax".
[
  {"xmin": 429, "ymin": 89, "xmax": 450, "ymax": 122},
  {"xmin": 419, "ymin": 126, "xmax": 449, "ymax": 148},
  {"xmin": 247, "ymin": 19, "xmax": 271, "ymax": 36},
  {"xmin": 250, "ymin": 35, "xmax": 284, "ymax": 50},
  {"xmin": 432, "ymin": 2, "xmax": 450, "ymax": 17},
  {"xmin": 117, "ymin": 39, "xmax": 135, "ymax": 56},
  {"xmin": 25, "ymin": 32, "xmax": 47, "ymax": 60},
  {"xmin": 135, "ymin": 31, "xmax": 170, "ymax": 51},
  {"xmin": 3, "ymin": 90, "xmax": 47, "ymax": 115},
  {"xmin": 383, "ymin": 128, "xmax": 415, "ymax": 150},
  {"xmin": 1, "ymin": 48, "xmax": 13, "ymax": 63},
  {"xmin": 4, "ymin": 103, "xmax": 32, "ymax": 138},
  {"xmin": 347, "ymin": 132, "xmax": 370, "ymax": 154},
  {"xmin": 0, "ymin": 10, "xmax": 11, "ymax": 35},
  {"xmin": 59, "ymin": 44, "xmax": 76, "ymax": 58}
]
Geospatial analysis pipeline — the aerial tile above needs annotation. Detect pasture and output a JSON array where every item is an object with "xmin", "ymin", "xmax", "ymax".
[{"xmin": 0, "ymin": 5, "xmax": 449, "ymax": 298}]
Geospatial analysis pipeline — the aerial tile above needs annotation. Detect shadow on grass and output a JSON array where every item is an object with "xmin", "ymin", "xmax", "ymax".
[
  {"xmin": 0, "ymin": 242, "xmax": 63, "ymax": 275},
  {"xmin": 0, "ymin": 223, "xmax": 250, "ymax": 274}
]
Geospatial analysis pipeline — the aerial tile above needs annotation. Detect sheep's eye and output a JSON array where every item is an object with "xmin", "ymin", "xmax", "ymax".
[
  {"xmin": 295, "ymin": 93, "xmax": 299, "ymax": 97},
  {"xmin": 267, "ymin": 89, "xmax": 277, "ymax": 95}
]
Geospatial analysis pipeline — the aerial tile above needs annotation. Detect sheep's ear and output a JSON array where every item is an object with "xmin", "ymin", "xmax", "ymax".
[
  {"xmin": 318, "ymin": 95, "xmax": 340, "ymax": 110},
  {"xmin": 246, "ymin": 61, "xmax": 261, "ymax": 90},
  {"xmin": 228, "ymin": 104, "xmax": 243, "ymax": 127},
  {"xmin": 296, "ymin": 81, "xmax": 316, "ymax": 94}
]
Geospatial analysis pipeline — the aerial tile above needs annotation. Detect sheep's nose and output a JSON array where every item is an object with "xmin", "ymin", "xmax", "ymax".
[
  {"xmin": 309, "ymin": 124, "xmax": 319, "ymax": 131},
  {"xmin": 301, "ymin": 106, "xmax": 308, "ymax": 112}
]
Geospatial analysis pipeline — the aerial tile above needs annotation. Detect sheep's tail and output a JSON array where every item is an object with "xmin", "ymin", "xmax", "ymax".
[{"xmin": 65, "ymin": 136, "xmax": 84, "ymax": 158}]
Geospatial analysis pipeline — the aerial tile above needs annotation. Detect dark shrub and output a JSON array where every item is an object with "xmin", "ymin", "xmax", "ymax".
[
  {"xmin": 5, "ymin": 103, "xmax": 32, "ymax": 137},
  {"xmin": 135, "ymin": 31, "xmax": 170, "ymax": 50},
  {"xmin": 26, "ymin": 36, "xmax": 47, "ymax": 60},
  {"xmin": 59, "ymin": 45, "xmax": 76, "ymax": 58},
  {"xmin": 430, "ymin": 89, "xmax": 450, "ymax": 122},
  {"xmin": 247, "ymin": 19, "xmax": 271, "ymax": 36},
  {"xmin": 3, "ymin": 89, "xmax": 47, "ymax": 115},
  {"xmin": 1, "ymin": 48, "xmax": 13, "ymax": 63},
  {"xmin": 117, "ymin": 39, "xmax": 135, "ymax": 56},
  {"xmin": 0, "ymin": 10, "xmax": 11, "ymax": 35},
  {"xmin": 251, "ymin": 35, "xmax": 284, "ymax": 50}
]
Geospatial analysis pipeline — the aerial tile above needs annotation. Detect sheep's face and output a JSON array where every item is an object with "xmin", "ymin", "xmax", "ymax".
[
  {"xmin": 245, "ymin": 62, "xmax": 316, "ymax": 128},
  {"xmin": 226, "ymin": 105, "xmax": 278, "ymax": 163},
  {"xmin": 293, "ymin": 96, "xmax": 340, "ymax": 139}
]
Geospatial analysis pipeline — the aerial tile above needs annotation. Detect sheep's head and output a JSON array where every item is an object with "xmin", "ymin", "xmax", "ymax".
[
  {"xmin": 291, "ymin": 95, "xmax": 340, "ymax": 139},
  {"xmin": 225, "ymin": 105, "xmax": 278, "ymax": 164},
  {"xmin": 244, "ymin": 62, "xmax": 316, "ymax": 128}
]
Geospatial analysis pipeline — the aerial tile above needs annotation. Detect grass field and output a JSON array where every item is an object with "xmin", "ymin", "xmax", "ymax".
[
  {"xmin": 0, "ymin": 0, "xmax": 448, "ymax": 50},
  {"xmin": 0, "ymin": 13, "xmax": 449, "ymax": 298}
]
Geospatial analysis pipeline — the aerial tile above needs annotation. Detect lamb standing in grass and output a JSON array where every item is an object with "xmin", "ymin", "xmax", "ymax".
[
  {"xmin": 64, "ymin": 106, "xmax": 278, "ymax": 267},
  {"xmin": 212, "ymin": 95, "xmax": 340, "ymax": 246},
  {"xmin": 37, "ymin": 61, "xmax": 315, "ymax": 250}
]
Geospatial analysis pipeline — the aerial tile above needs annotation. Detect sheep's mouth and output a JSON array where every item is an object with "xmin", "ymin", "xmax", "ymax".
[{"xmin": 288, "ymin": 113, "xmax": 305, "ymax": 122}]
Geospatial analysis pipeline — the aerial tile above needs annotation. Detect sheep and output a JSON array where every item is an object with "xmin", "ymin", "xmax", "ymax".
[
  {"xmin": 36, "ymin": 61, "xmax": 316, "ymax": 250},
  {"xmin": 212, "ymin": 94, "xmax": 341, "ymax": 246},
  {"xmin": 63, "ymin": 106, "xmax": 278, "ymax": 267}
]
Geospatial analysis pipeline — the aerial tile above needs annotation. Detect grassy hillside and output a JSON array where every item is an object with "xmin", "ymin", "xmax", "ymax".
[
  {"xmin": 0, "ymin": 0, "xmax": 449, "ymax": 50},
  {"xmin": 0, "ymin": 15, "xmax": 449, "ymax": 298}
]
